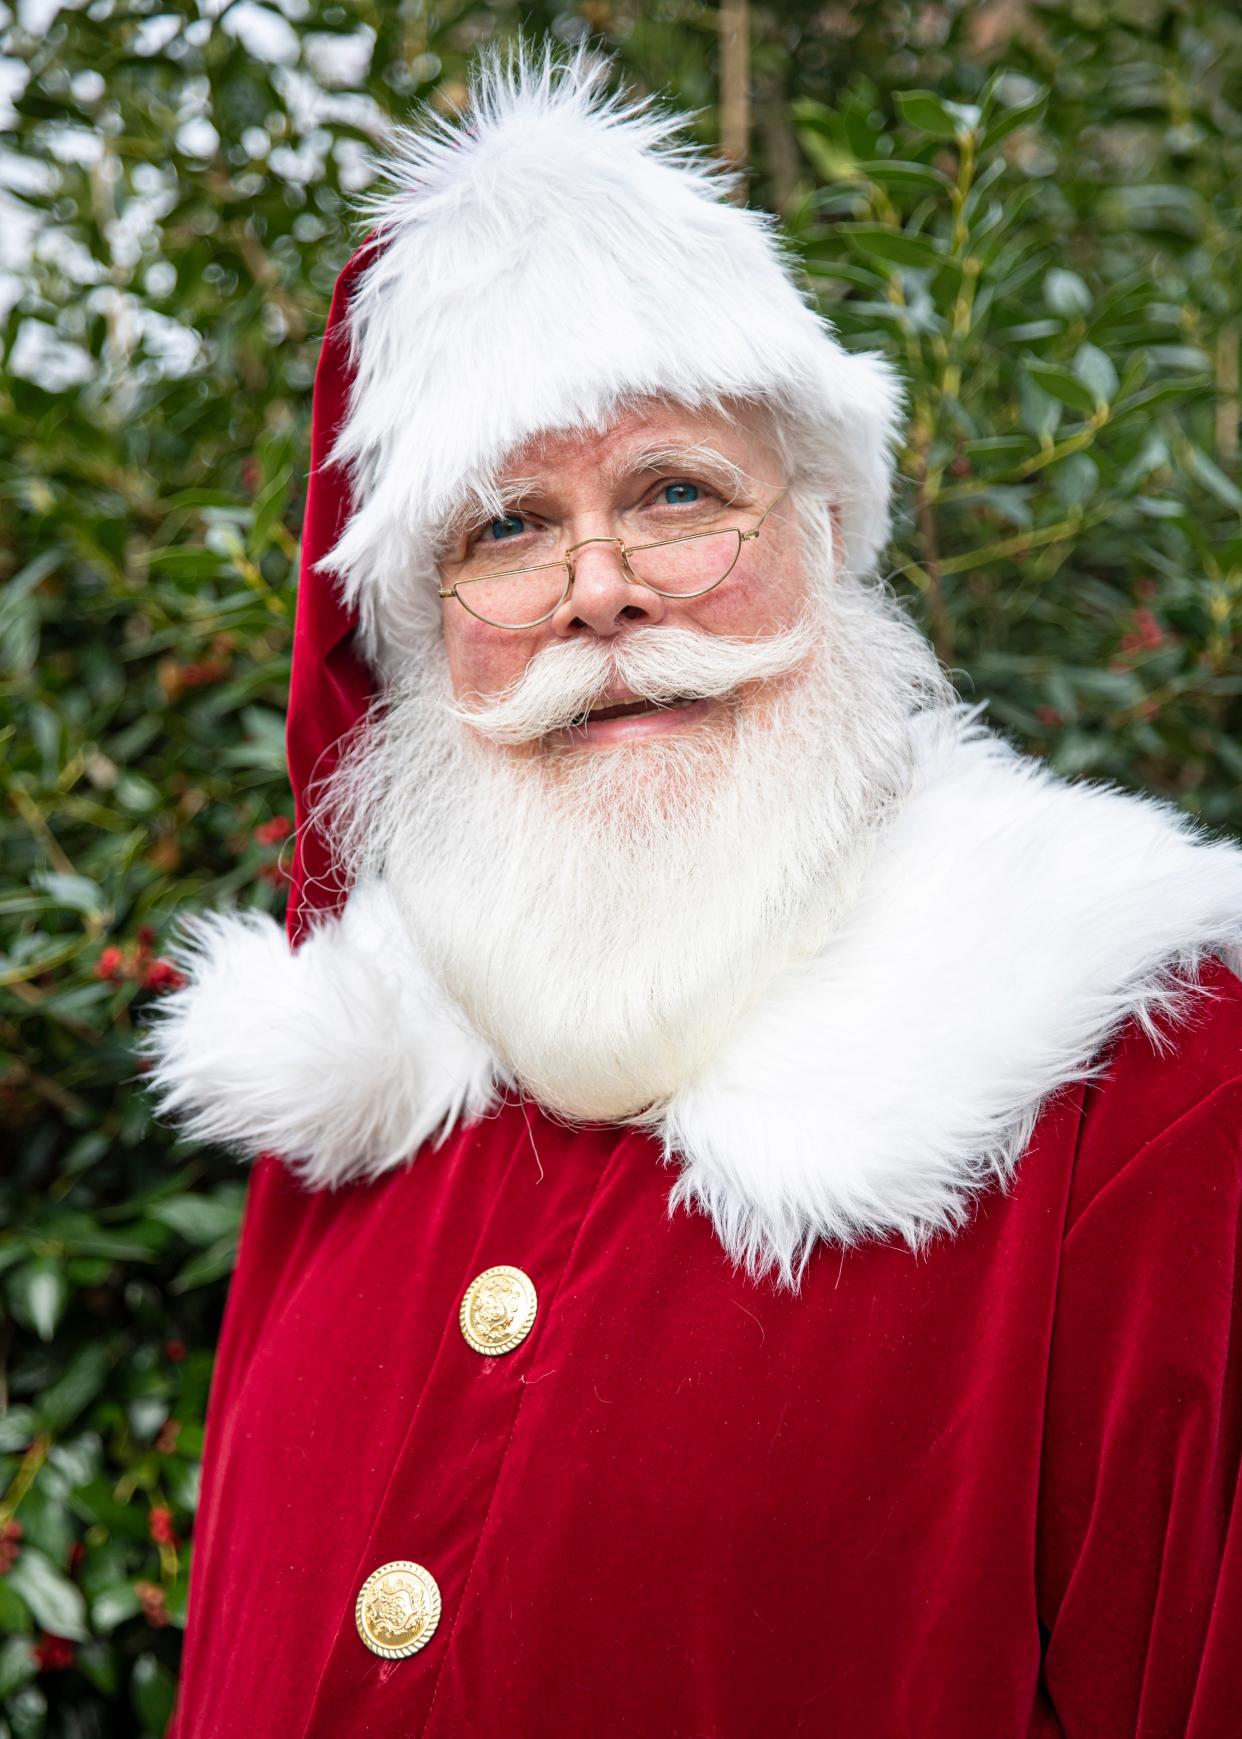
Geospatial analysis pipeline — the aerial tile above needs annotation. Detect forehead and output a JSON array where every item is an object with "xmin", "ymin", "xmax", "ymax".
[{"xmin": 495, "ymin": 399, "xmax": 778, "ymax": 486}]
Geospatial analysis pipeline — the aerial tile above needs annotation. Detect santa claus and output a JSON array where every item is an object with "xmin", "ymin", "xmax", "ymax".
[{"xmin": 147, "ymin": 51, "xmax": 1242, "ymax": 1739}]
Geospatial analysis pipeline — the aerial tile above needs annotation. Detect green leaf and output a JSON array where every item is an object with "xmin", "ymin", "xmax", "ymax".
[
  {"xmin": 5, "ymin": 1547, "xmax": 88, "ymax": 1642},
  {"xmin": 252, "ymin": 465, "xmax": 292, "ymax": 552},
  {"xmin": 0, "ymin": 1407, "xmax": 38, "ymax": 1453},
  {"xmin": 796, "ymin": 126, "xmax": 856, "ymax": 184},
  {"xmin": 169, "ymin": 1236, "xmax": 239, "ymax": 1294},
  {"xmin": 37, "ymin": 1342, "xmax": 110, "ymax": 1434},
  {"xmin": 0, "ymin": 1243, "xmax": 32, "ymax": 1278},
  {"xmin": 131, "ymin": 1650, "xmax": 178, "ymax": 1735},
  {"xmin": 1073, "ymin": 343, "xmax": 1119, "ymax": 407},
  {"xmin": 66, "ymin": 1234, "xmax": 161, "ymax": 1263},
  {"xmin": 144, "ymin": 547, "xmax": 230, "ymax": 578},
  {"xmin": 149, "ymin": 1192, "xmax": 243, "ymax": 1247},
  {"xmin": 69, "ymin": 1480, "xmax": 150, "ymax": 1542},
  {"xmin": 894, "ymin": 90, "xmax": 970, "ymax": 140},
  {"xmin": 90, "ymin": 1585, "xmax": 142, "ymax": 1634},
  {"xmin": 1052, "ymin": 454, "xmax": 1100, "ymax": 508},
  {"xmin": 32, "ymin": 871, "xmax": 104, "ymax": 915},
  {"xmin": 962, "ymin": 436, "xmax": 1031, "ymax": 460},
  {"xmin": 0, "ymin": 1575, "xmax": 32, "ymax": 1634},
  {"xmin": 1183, "ymin": 444, "xmax": 1242, "ymax": 513},
  {"xmin": 800, "ymin": 252, "xmax": 887, "ymax": 291},
  {"xmin": 844, "ymin": 226, "xmax": 943, "ymax": 269},
  {"xmin": 0, "ymin": 1634, "xmax": 36, "ymax": 1700},
  {"xmin": 983, "ymin": 91, "xmax": 1047, "ymax": 148},
  {"xmin": 852, "ymin": 159, "xmax": 952, "ymax": 193},
  {"xmin": 1043, "ymin": 268, "xmax": 1091, "ymax": 318},
  {"xmin": 1111, "ymin": 377, "xmax": 1212, "ymax": 421},
  {"xmin": 75, "ymin": 1637, "xmax": 120, "ymax": 1696},
  {"xmin": 1022, "ymin": 359, "xmax": 1098, "ymax": 416},
  {"xmin": 5, "ymin": 1259, "xmax": 70, "ymax": 1342}
]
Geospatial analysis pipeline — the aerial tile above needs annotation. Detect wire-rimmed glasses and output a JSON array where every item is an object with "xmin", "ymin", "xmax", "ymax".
[{"xmin": 437, "ymin": 484, "xmax": 791, "ymax": 630}]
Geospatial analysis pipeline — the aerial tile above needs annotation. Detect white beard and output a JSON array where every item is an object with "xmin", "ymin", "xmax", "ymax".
[{"xmin": 321, "ymin": 569, "xmax": 950, "ymax": 1124}]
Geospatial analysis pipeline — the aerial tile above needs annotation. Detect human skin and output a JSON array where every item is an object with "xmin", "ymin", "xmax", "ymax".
[{"xmin": 437, "ymin": 403, "xmax": 811, "ymax": 746}]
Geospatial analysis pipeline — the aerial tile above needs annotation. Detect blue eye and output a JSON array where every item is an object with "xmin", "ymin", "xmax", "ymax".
[
  {"xmin": 487, "ymin": 513, "xmax": 526, "ymax": 541},
  {"xmin": 661, "ymin": 482, "xmax": 700, "ymax": 505}
]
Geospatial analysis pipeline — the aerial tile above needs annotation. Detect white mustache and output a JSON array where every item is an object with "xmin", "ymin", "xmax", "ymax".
[{"xmin": 450, "ymin": 619, "xmax": 818, "ymax": 745}]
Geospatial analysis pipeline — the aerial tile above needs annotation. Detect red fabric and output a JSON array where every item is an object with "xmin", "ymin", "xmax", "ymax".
[
  {"xmin": 285, "ymin": 241, "xmax": 377, "ymax": 946},
  {"xmin": 167, "ymin": 968, "xmax": 1242, "ymax": 1737}
]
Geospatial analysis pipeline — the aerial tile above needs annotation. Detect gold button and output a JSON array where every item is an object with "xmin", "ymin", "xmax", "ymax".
[
  {"xmin": 356, "ymin": 1561, "xmax": 441, "ymax": 1659},
  {"xmin": 459, "ymin": 1264, "xmax": 538, "ymax": 1356}
]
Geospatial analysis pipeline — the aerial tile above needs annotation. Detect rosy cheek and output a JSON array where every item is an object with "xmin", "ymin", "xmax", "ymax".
[
  {"xmin": 685, "ymin": 557, "xmax": 799, "ymax": 637},
  {"xmin": 443, "ymin": 610, "xmax": 550, "ymax": 700}
]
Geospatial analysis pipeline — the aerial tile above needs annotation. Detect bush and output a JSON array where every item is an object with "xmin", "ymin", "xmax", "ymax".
[{"xmin": 2, "ymin": 2, "xmax": 1237, "ymax": 1731}]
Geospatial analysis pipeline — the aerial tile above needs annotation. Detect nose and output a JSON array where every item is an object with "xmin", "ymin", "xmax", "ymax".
[{"xmin": 550, "ymin": 538, "xmax": 668, "ymax": 640}]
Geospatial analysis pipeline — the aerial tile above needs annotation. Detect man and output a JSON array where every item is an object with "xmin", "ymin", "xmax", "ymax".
[{"xmin": 148, "ymin": 52, "xmax": 1242, "ymax": 1738}]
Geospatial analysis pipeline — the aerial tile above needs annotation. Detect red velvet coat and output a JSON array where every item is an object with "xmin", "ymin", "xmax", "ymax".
[
  {"xmin": 156, "ymin": 246, "xmax": 1242, "ymax": 1737},
  {"xmin": 167, "ymin": 971, "xmax": 1242, "ymax": 1738}
]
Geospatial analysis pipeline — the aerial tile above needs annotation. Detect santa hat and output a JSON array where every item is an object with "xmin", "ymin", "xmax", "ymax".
[{"xmin": 285, "ymin": 49, "xmax": 902, "ymax": 941}]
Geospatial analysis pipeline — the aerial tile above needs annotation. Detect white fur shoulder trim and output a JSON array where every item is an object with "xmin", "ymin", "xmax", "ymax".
[
  {"xmin": 143, "ymin": 881, "xmax": 499, "ymax": 1189},
  {"xmin": 146, "ymin": 723, "xmax": 1242, "ymax": 1278},
  {"xmin": 664, "ymin": 722, "xmax": 1242, "ymax": 1282}
]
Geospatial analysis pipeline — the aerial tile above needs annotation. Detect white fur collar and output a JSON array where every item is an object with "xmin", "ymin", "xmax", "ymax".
[{"xmin": 146, "ymin": 718, "xmax": 1242, "ymax": 1285}]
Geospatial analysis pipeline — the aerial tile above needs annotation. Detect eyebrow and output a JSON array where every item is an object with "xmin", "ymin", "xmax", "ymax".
[
  {"xmin": 600, "ymin": 442, "xmax": 753, "ymax": 502},
  {"xmin": 435, "ymin": 442, "xmax": 756, "ymax": 555}
]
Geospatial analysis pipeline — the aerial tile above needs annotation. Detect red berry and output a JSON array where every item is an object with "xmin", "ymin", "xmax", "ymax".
[
  {"xmin": 155, "ymin": 1418, "xmax": 182, "ymax": 1455},
  {"xmin": 180, "ymin": 660, "xmax": 228, "ymax": 687},
  {"xmin": 33, "ymin": 1633, "xmax": 75, "ymax": 1672},
  {"xmin": 164, "ymin": 1340, "xmax": 187, "ymax": 1363},
  {"xmin": 142, "ymin": 959, "xmax": 188, "ymax": 994},
  {"xmin": 254, "ymin": 816, "xmax": 293, "ymax": 845},
  {"xmin": 95, "ymin": 946, "xmax": 126, "ymax": 981},
  {"xmin": 149, "ymin": 1506, "xmax": 177, "ymax": 1546},
  {"xmin": 135, "ymin": 1579, "xmax": 171, "ymax": 1627}
]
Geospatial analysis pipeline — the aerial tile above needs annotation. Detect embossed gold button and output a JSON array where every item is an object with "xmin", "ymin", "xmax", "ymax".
[
  {"xmin": 356, "ymin": 1561, "xmax": 441, "ymax": 1659},
  {"xmin": 459, "ymin": 1264, "xmax": 538, "ymax": 1356}
]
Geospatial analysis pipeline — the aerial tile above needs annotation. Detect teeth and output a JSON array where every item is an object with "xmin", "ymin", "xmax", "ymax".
[
  {"xmin": 586, "ymin": 696, "xmax": 694, "ymax": 722},
  {"xmin": 588, "ymin": 699, "xmax": 655, "ymax": 721}
]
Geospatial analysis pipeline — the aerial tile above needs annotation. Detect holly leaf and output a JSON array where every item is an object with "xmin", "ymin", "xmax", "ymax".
[
  {"xmin": 131, "ymin": 1651, "xmax": 178, "ymax": 1735},
  {"xmin": 845, "ymin": 226, "xmax": 944, "ymax": 269},
  {"xmin": 1022, "ymin": 359, "xmax": 1098, "ymax": 416},
  {"xmin": 5, "ymin": 1546, "xmax": 88, "ymax": 1642},
  {"xmin": 5, "ymin": 1258, "xmax": 69, "ymax": 1342},
  {"xmin": 895, "ymin": 90, "xmax": 968, "ymax": 140}
]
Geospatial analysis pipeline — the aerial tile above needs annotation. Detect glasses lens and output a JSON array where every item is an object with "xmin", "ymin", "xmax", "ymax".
[
  {"xmin": 625, "ymin": 529, "xmax": 743, "ymax": 596},
  {"xmin": 457, "ymin": 566, "xmax": 569, "ymax": 628}
]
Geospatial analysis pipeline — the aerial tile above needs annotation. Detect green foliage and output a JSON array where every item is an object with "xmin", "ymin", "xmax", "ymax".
[{"xmin": 1, "ymin": 1, "xmax": 1238, "ymax": 1731}]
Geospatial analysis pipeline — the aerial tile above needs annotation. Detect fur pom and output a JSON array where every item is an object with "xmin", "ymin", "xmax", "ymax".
[
  {"xmin": 323, "ymin": 47, "xmax": 902, "ymax": 664},
  {"xmin": 141, "ymin": 881, "xmax": 498, "ymax": 1189}
]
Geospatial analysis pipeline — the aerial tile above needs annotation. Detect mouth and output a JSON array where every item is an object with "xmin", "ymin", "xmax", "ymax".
[
  {"xmin": 557, "ymin": 693, "xmax": 716, "ymax": 745},
  {"xmin": 580, "ymin": 695, "xmax": 701, "ymax": 724}
]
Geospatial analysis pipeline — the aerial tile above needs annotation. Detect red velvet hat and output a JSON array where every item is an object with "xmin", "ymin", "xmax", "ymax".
[{"xmin": 284, "ymin": 243, "xmax": 376, "ymax": 947}]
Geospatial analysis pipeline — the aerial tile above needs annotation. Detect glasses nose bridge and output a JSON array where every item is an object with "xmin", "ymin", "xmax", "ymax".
[{"xmin": 564, "ymin": 533, "xmax": 636, "ymax": 587}]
